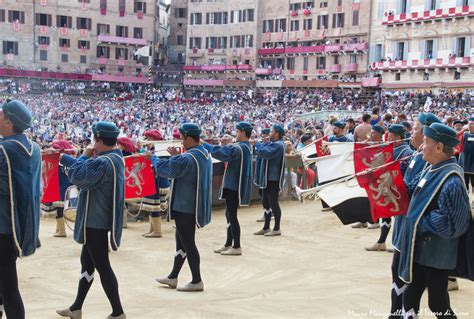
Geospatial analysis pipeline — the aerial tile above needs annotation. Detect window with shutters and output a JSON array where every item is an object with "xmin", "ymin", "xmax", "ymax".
[
  {"xmin": 57, "ymin": 15, "xmax": 72, "ymax": 28},
  {"xmin": 332, "ymin": 13, "xmax": 344, "ymax": 28},
  {"xmin": 304, "ymin": 19, "xmax": 312, "ymax": 30},
  {"xmin": 377, "ymin": 0, "xmax": 385, "ymax": 18},
  {"xmin": 290, "ymin": 3, "xmax": 302, "ymax": 10},
  {"xmin": 0, "ymin": 9, "xmax": 5, "ymax": 22},
  {"xmin": 337, "ymin": 0, "xmax": 343, "ymax": 5},
  {"xmin": 243, "ymin": 9, "xmax": 254, "ymax": 22},
  {"xmin": 97, "ymin": 46, "xmax": 110, "ymax": 58},
  {"xmin": 115, "ymin": 48, "xmax": 128, "ymax": 59},
  {"xmin": 395, "ymin": 73, "xmax": 401, "ymax": 81},
  {"xmin": 36, "ymin": 13, "xmax": 52, "ymax": 26},
  {"xmin": 134, "ymin": 0, "xmax": 147, "ymax": 13},
  {"xmin": 61, "ymin": 54, "xmax": 68, "ymax": 62},
  {"xmin": 317, "ymin": 15, "xmax": 328, "ymax": 29},
  {"xmin": 303, "ymin": 57, "xmax": 309, "ymax": 70},
  {"xmin": 277, "ymin": 19, "xmax": 286, "ymax": 32},
  {"xmin": 190, "ymin": 13, "xmax": 202, "ymax": 25},
  {"xmin": 398, "ymin": 0, "xmax": 408, "ymax": 14},
  {"xmin": 38, "ymin": 36, "xmax": 50, "ymax": 45},
  {"xmin": 97, "ymin": 24, "xmax": 110, "ymax": 35},
  {"xmin": 76, "ymin": 17, "xmax": 91, "ymax": 30},
  {"xmin": 40, "ymin": 50, "xmax": 47, "ymax": 61},
  {"xmin": 8, "ymin": 11, "xmax": 25, "ymax": 23},
  {"xmin": 189, "ymin": 37, "xmax": 202, "ymax": 49},
  {"xmin": 59, "ymin": 38, "xmax": 70, "ymax": 48},
  {"xmin": 78, "ymin": 0, "xmax": 91, "ymax": 2},
  {"xmin": 334, "ymin": 55, "xmax": 340, "ymax": 64},
  {"xmin": 119, "ymin": 0, "xmax": 126, "ymax": 15},
  {"xmin": 395, "ymin": 42, "xmax": 406, "ymax": 60},
  {"xmin": 350, "ymin": 54, "xmax": 357, "ymax": 64},
  {"xmin": 178, "ymin": 53, "xmax": 183, "ymax": 63},
  {"xmin": 244, "ymin": 35, "xmax": 253, "ymax": 48},
  {"xmin": 375, "ymin": 44, "xmax": 383, "ymax": 61},
  {"xmin": 424, "ymin": 39, "xmax": 435, "ymax": 59},
  {"xmin": 317, "ymin": 56, "xmax": 326, "ymax": 69},
  {"xmin": 290, "ymin": 20, "xmax": 299, "ymax": 31},
  {"xmin": 3, "ymin": 41, "xmax": 19, "ymax": 55},
  {"xmin": 426, "ymin": 0, "xmax": 438, "ymax": 10},
  {"xmin": 454, "ymin": 71, "xmax": 461, "ymax": 80},
  {"xmin": 352, "ymin": 10, "xmax": 359, "ymax": 26},
  {"xmin": 176, "ymin": 8, "xmax": 186, "ymax": 18},
  {"xmin": 320, "ymin": 1, "xmax": 328, "ymax": 8},
  {"xmin": 100, "ymin": 0, "xmax": 107, "ymax": 12},
  {"xmin": 423, "ymin": 72, "xmax": 429, "ymax": 81},
  {"xmin": 116, "ymin": 25, "xmax": 128, "ymax": 37},
  {"xmin": 263, "ymin": 20, "xmax": 274, "ymax": 33},
  {"xmin": 134, "ymin": 27, "xmax": 143, "ymax": 39},
  {"xmin": 455, "ymin": 37, "xmax": 467, "ymax": 57},
  {"xmin": 287, "ymin": 57, "xmax": 295, "ymax": 70},
  {"xmin": 177, "ymin": 35, "xmax": 184, "ymax": 45},
  {"xmin": 78, "ymin": 40, "xmax": 90, "ymax": 49},
  {"xmin": 80, "ymin": 55, "xmax": 87, "ymax": 64}
]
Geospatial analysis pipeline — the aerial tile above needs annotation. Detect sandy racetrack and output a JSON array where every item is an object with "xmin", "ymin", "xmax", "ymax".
[{"xmin": 17, "ymin": 200, "xmax": 473, "ymax": 319}]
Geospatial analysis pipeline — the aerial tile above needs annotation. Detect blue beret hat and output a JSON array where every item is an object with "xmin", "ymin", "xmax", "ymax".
[
  {"xmin": 92, "ymin": 121, "xmax": 120, "ymax": 138},
  {"xmin": 418, "ymin": 112, "xmax": 441, "ymax": 126},
  {"xmin": 179, "ymin": 123, "xmax": 202, "ymax": 137},
  {"xmin": 453, "ymin": 119, "xmax": 463, "ymax": 126},
  {"xmin": 273, "ymin": 124, "xmax": 285, "ymax": 136},
  {"xmin": 388, "ymin": 124, "xmax": 405, "ymax": 137},
  {"xmin": 469, "ymin": 116, "xmax": 474, "ymax": 122},
  {"xmin": 423, "ymin": 123, "xmax": 459, "ymax": 147},
  {"xmin": 371, "ymin": 125, "xmax": 385, "ymax": 135},
  {"xmin": 261, "ymin": 128, "xmax": 270, "ymax": 135},
  {"xmin": 236, "ymin": 121, "xmax": 253, "ymax": 133},
  {"xmin": 1, "ymin": 99, "xmax": 32, "ymax": 131},
  {"xmin": 333, "ymin": 121, "xmax": 345, "ymax": 129}
]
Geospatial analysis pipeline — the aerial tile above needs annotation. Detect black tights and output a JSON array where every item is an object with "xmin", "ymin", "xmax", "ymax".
[
  {"xmin": 56, "ymin": 207, "xmax": 64, "ymax": 218},
  {"xmin": 223, "ymin": 189, "xmax": 241, "ymax": 249},
  {"xmin": 70, "ymin": 228, "xmax": 124, "ymax": 317},
  {"xmin": 262, "ymin": 181, "xmax": 282, "ymax": 231},
  {"xmin": 168, "ymin": 211, "xmax": 202, "ymax": 284},
  {"xmin": 403, "ymin": 263, "xmax": 456, "ymax": 319},
  {"xmin": 0, "ymin": 234, "xmax": 24, "ymax": 319},
  {"xmin": 377, "ymin": 218, "xmax": 392, "ymax": 244},
  {"xmin": 389, "ymin": 250, "xmax": 406, "ymax": 319}
]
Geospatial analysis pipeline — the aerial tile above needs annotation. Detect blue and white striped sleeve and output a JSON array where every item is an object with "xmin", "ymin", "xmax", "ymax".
[
  {"xmin": 208, "ymin": 144, "xmax": 239, "ymax": 162},
  {"xmin": 418, "ymin": 175, "xmax": 471, "ymax": 239},
  {"xmin": 152, "ymin": 154, "xmax": 194, "ymax": 179},
  {"xmin": 61, "ymin": 155, "xmax": 112, "ymax": 191},
  {"xmin": 256, "ymin": 142, "xmax": 281, "ymax": 159}
]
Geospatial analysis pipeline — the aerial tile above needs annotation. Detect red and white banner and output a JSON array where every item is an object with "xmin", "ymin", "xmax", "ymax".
[
  {"xmin": 357, "ymin": 161, "xmax": 410, "ymax": 221},
  {"xmin": 124, "ymin": 155, "xmax": 156, "ymax": 199},
  {"xmin": 41, "ymin": 153, "xmax": 60, "ymax": 203},
  {"xmin": 454, "ymin": 131, "xmax": 465, "ymax": 156}
]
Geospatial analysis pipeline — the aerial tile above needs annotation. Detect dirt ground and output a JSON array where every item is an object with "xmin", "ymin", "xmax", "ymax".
[{"xmin": 18, "ymin": 199, "xmax": 473, "ymax": 319}]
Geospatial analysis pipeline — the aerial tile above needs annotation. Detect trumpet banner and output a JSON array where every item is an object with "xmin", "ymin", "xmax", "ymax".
[
  {"xmin": 124, "ymin": 155, "xmax": 157, "ymax": 199},
  {"xmin": 41, "ymin": 153, "xmax": 60, "ymax": 203}
]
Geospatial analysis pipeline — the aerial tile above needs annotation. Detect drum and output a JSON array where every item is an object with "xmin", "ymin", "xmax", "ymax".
[{"xmin": 63, "ymin": 186, "xmax": 79, "ymax": 223}]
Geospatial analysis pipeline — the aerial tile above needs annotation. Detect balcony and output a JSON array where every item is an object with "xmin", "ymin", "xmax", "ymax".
[
  {"xmin": 324, "ymin": 45, "xmax": 342, "ymax": 53},
  {"xmin": 361, "ymin": 77, "xmax": 382, "ymax": 87},
  {"xmin": 237, "ymin": 64, "xmax": 252, "ymax": 71},
  {"xmin": 98, "ymin": 57, "xmax": 107, "ymax": 65},
  {"xmin": 0, "ymin": 68, "xmax": 92, "ymax": 80},
  {"xmin": 258, "ymin": 48, "xmax": 285, "ymax": 55},
  {"xmin": 346, "ymin": 63, "xmax": 358, "ymax": 72},
  {"xmin": 183, "ymin": 65, "xmax": 202, "ymax": 71},
  {"xmin": 92, "ymin": 74, "xmax": 148, "ymax": 83},
  {"xmin": 330, "ymin": 64, "xmax": 342, "ymax": 73},
  {"xmin": 382, "ymin": 6, "xmax": 474, "ymax": 26},
  {"xmin": 342, "ymin": 43, "xmax": 368, "ymax": 52},
  {"xmin": 97, "ymin": 34, "xmax": 147, "ymax": 46},
  {"xmin": 286, "ymin": 46, "xmax": 325, "ymax": 55},
  {"xmin": 255, "ymin": 68, "xmax": 273, "ymax": 75},
  {"xmin": 201, "ymin": 65, "xmax": 226, "ymax": 72},
  {"xmin": 371, "ymin": 57, "xmax": 472, "ymax": 71},
  {"xmin": 223, "ymin": 80, "xmax": 256, "ymax": 87},
  {"xmin": 183, "ymin": 79, "xmax": 224, "ymax": 87}
]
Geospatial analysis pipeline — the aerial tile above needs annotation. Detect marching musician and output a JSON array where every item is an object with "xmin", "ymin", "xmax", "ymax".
[
  {"xmin": 365, "ymin": 124, "xmax": 413, "ymax": 252},
  {"xmin": 141, "ymin": 129, "xmax": 171, "ymax": 238},
  {"xmin": 0, "ymin": 100, "xmax": 41, "ymax": 319},
  {"xmin": 398, "ymin": 123, "xmax": 471, "ymax": 319},
  {"xmin": 255, "ymin": 128, "xmax": 272, "ymax": 223},
  {"xmin": 203, "ymin": 121, "xmax": 253, "ymax": 256},
  {"xmin": 387, "ymin": 113, "xmax": 441, "ymax": 318},
  {"xmin": 153, "ymin": 123, "xmax": 212, "ymax": 292},
  {"xmin": 50, "ymin": 139, "xmax": 76, "ymax": 237},
  {"xmin": 57, "ymin": 121, "xmax": 126, "ymax": 319},
  {"xmin": 253, "ymin": 124, "xmax": 286, "ymax": 237},
  {"xmin": 459, "ymin": 117, "xmax": 474, "ymax": 209}
]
